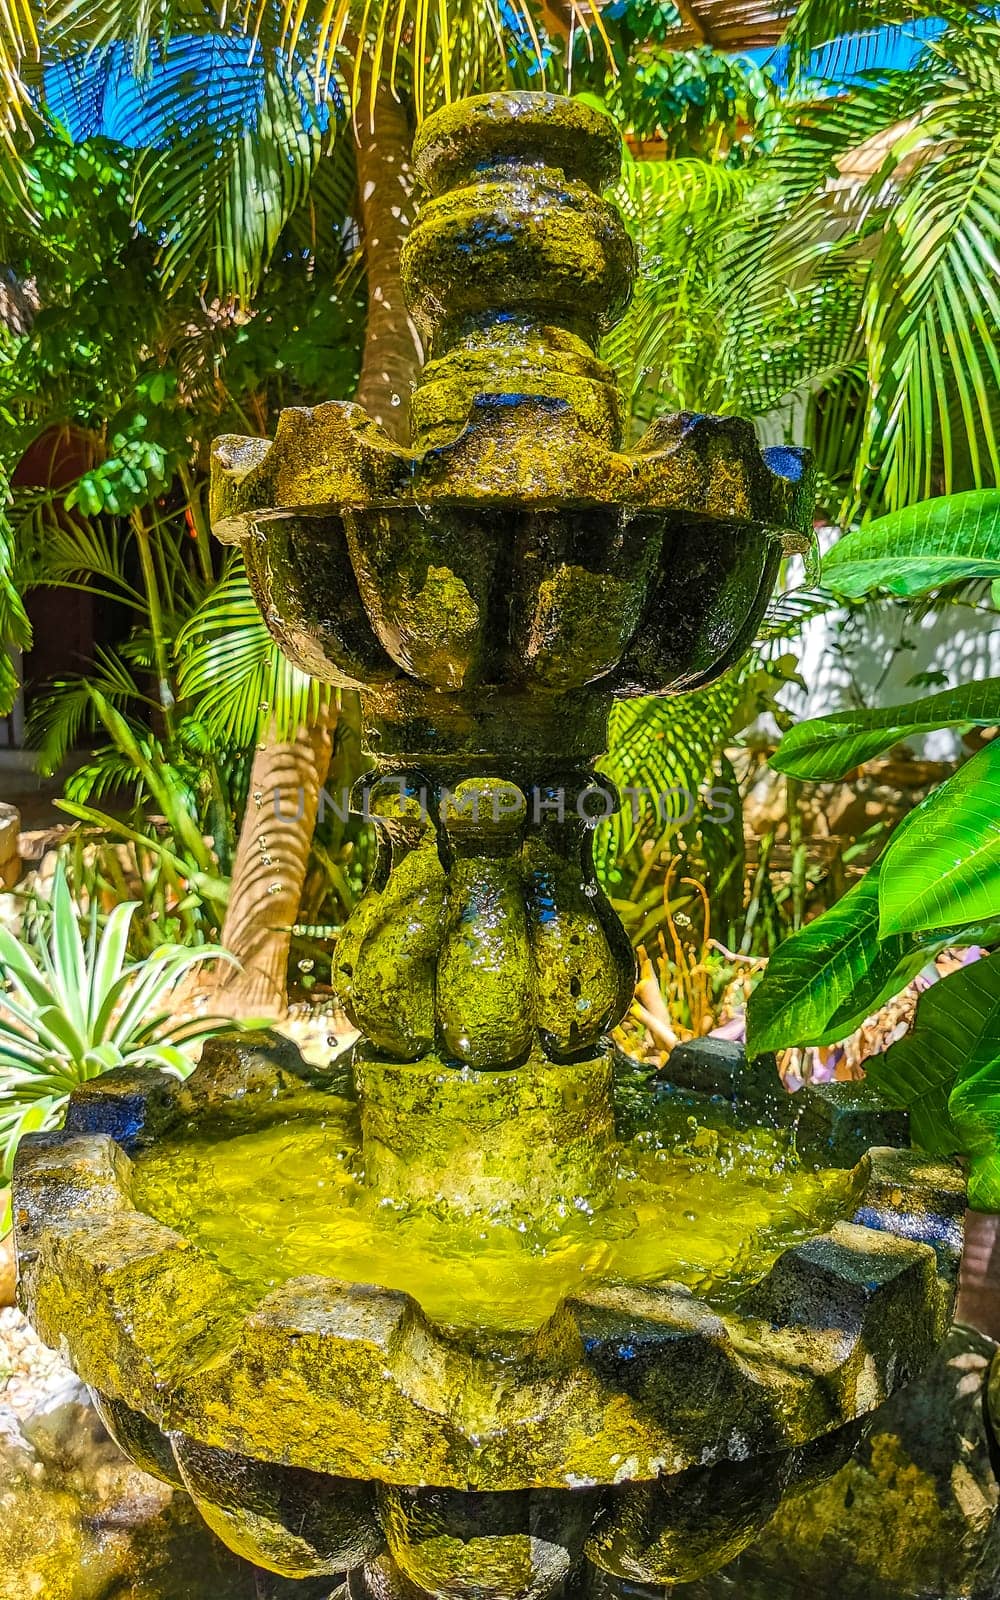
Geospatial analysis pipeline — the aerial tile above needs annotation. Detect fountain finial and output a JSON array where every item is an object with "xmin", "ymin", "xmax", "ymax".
[{"xmin": 404, "ymin": 92, "xmax": 636, "ymax": 447}]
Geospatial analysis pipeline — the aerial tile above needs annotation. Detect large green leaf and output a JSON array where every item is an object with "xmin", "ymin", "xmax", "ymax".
[
  {"xmin": 772, "ymin": 678, "xmax": 1000, "ymax": 781},
  {"xmin": 745, "ymin": 863, "xmax": 929, "ymax": 1054},
  {"xmin": 824, "ymin": 490, "xmax": 1000, "ymax": 598},
  {"xmin": 867, "ymin": 950, "xmax": 1000, "ymax": 1206},
  {"xmin": 863, "ymin": 1031, "xmax": 961, "ymax": 1160},
  {"xmin": 879, "ymin": 738, "xmax": 1000, "ymax": 934}
]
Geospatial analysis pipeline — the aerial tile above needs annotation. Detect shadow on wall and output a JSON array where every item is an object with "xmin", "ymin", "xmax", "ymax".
[{"xmin": 781, "ymin": 530, "xmax": 1000, "ymax": 762}]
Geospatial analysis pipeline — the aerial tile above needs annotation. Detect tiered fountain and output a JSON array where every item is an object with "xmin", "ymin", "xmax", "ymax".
[{"xmin": 13, "ymin": 93, "xmax": 965, "ymax": 1599}]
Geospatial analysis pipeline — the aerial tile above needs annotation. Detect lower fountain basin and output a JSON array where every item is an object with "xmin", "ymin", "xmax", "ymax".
[{"xmin": 13, "ymin": 1034, "xmax": 965, "ymax": 1596}]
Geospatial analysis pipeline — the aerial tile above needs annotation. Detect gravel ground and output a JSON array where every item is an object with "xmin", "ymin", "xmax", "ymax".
[{"xmin": 0, "ymin": 1306, "xmax": 73, "ymax": 1421}]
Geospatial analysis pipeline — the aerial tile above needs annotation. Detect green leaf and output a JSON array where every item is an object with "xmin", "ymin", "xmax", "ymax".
[
  {"xmin": 945, "ymin": 957, "xmax": 1000, "ymax": 1208},
  {"xmin": 746, "ymin": 863, "xmax": 928, "ymax": 1054},
  {"xmin": 879, "ymin": 739, "xmax": 1000, "ymax": 934},
  {"xmin": 864, "ymin": 1029, "xmax": 960, "ymax": 1159},
  {"xmin": 772, "ymin": 678, "xmax": 1000, "ymax": 781},
  {"xmin": 858, "ymin": 49, "xmax": 1000, "ymax": 509},
  {"xmin": 967, "ymin": 1149, "xmax": 1000, "ymax": 1212},
  {"xmin": 175, "ymin": 557, "xmax": 326, "ymax": 748},
  {"xmin": 597, "ymin": 675, "xmax": 741, "ymax": 878},
  {"xmin": 132, "ymin": 64, "xmax": 333, "ymax": 304},
  {"xmin": 0, "ymin": 852, "xmax": 236, "ymax": 1235},
  {"xmin": 89, "ymin": 900, "xmax": 138, "ymax": 1019},
  {"xmin": 48, "ymin": 863, "xmax": 87, "ymax": 1032},
  {"xmin": 867, "ymin": 951, "xmax": 1000, "ymax": 1201},
  {"xmin": 824, "ymin": 491, "xmax": 1000, "ymax": 598}
]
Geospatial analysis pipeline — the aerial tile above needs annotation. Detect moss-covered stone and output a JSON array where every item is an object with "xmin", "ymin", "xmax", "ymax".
[
  {"xmin": 355, "ymin": 1050, "xmax": 616, "ymax": 1218},
  {"xmin": 334, "ymin": 774, "xmax": 634, "ymax": 1069},
  {"xmin": 378, "ymin": 1483, "xmax": 595, "ymax": 1599},
  {"xmin": 171, "ymin": 1435, "xmax": 384, "ymax": 1576},
  {"xmin": 341, "ymin": 1555, "xmax": 437, "ymax": 1599},
  {"xmin": 210, "ymin": 90, "xmax": 813, "ymax": 759},
  {"xmin": 586, "ymin": 1454, "xmax": 786, "ymax": 1585},
  {"xmin": 794, "ymin": 1079, "xmax": 911, "ymax": 1167},
  {"xmin": 334, "ymin": 839, "xmax": 445, "ymax": 1060},
  {"xmin": 0, "ymin": 1379, "xmax": 327, "ymax": 1600},
  {"xmin": 411, "ymin": 93, "xmax": 623, "ymax": 198},
  {"xmin": 679, "ymin": 1325, "xmax": 1000, "ymax": 1600},
  {"xmin": 90, "ymin": 1390, "xmax": 184, "ymax": 1488},
  {"xmin": 13, "ymin": 1048, "xmax": 965, "ymax": 1498}
]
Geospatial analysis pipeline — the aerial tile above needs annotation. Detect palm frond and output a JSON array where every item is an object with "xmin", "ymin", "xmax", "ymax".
[
  {"xmin": 14, "ymin": 492, "xmax": 147, "ymax": 609},
  {"xmin": 25, "ymin": 646, "xmax": 153, "ymax": 777},
  {"xmin": 175, "ymin": 555, "xmax": 328, "ymax": 744},
  {"xmin": 305, "ymin": 0, "xmax": 604, "ymax": 122},
  {"xmin": 0, "ymin": 463, "xmax": 30, "ymax": 715},
  {"xmin": 858, "ymin": 24, "xmax": 1000, "ymax": 508},
  {"xmin": 604, "ymin": 155, "xmax": 756, "ymax": 429},
  {"xmin": 597, "ymin": 675, "xmax": 741, "ymax": 880},
  {"xmin": 782, "ymin": 0, "xmax": 963, "ymax": 78},
  {"xmin": 0, "ymin": 0, "xmax": 38, "ymax": 150},
  {"xmin": 132, "ymin": 53, "xmax": 340, "ymax": 301}
]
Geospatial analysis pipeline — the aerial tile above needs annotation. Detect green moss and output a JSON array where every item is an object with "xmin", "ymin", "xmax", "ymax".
[
  {"xmin": 335, "ymin": 840, "xmax": 445, "ymax": 1060},
  {"xmin": 411, "ymin": 92, "xmax": 624, "ymax": 196}
]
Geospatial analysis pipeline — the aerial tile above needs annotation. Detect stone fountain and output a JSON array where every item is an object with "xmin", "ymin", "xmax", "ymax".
[{"xmin": 13, "ymin": 93, "xmax": 966, "ymax": 1599}]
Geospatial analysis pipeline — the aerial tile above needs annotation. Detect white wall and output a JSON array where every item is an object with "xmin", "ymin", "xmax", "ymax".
[{"xmin": 777, "ymin": 536, "xmax": 1000, "ymax": 760}]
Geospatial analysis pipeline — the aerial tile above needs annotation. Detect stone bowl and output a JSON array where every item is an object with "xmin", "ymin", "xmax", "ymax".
[
  {"xmin": 13, "ymin": 1034, "xmax": 965, "ymax": 1597},
  {"xmin": 212, "ymin": 408, "xmax": 809, "ymax": 714}
]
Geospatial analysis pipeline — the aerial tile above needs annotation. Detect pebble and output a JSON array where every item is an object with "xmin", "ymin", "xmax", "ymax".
[{"xmin": 0, "ymin": 1306, "xmax": 74, "ymax": 1421}]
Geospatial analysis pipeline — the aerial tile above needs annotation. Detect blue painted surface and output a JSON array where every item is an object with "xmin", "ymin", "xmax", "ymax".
[
  {"xmin": 43, "ymin": 35, "xmax": 336, "ymax": 147},
  {"xmin": 747, "ymin": 17, "xmax": 947, "ymax": 87}
]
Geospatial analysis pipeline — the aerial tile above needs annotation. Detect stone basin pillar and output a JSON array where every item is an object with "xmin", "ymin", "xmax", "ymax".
[
  {"xmin": 357, "ymin": 1054, "xmax": 616, "ymax": 1218},
  {"xmin": 211, "ymin": 93, "xmax": 812, "ymax": 1216}
]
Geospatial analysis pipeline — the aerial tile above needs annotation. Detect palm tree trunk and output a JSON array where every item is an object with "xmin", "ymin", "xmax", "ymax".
[
  {"xmin": 353, "ymin": 79, "xmax": 423, "ymax": 444},
  {"xmin": 213, "ymin": 706, "xmax": 334, "ymax": 1017},
  {"xmin": 208, "ymin": 78, "xmax": 422, "ymax": 1018}
]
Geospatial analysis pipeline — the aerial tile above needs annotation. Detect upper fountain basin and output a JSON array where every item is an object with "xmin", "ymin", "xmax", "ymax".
[
  {"xmin": 211, "ymin": 90, "xmax": 813, "ymax": 707},
  {"xmin": 211, "ymin": 404, "xmax": 812, "ymax": 700}
]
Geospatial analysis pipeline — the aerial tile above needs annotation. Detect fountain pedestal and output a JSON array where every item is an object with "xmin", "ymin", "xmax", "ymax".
[
  {"xmin": 357, "ymin": 1051, "xmax": 616, "ymax": 1218},
  {"xmin": 13, "ymin": 91, "xmax": 967, "ymax": 1600}
]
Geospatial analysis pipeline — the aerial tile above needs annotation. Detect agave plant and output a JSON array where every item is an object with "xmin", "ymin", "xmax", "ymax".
[{"xmin": 0, "ymin": 864, "xmax": 236, "ymax": 1231}]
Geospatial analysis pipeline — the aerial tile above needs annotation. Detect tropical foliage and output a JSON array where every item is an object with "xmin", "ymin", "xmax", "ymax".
[
  {"xmin": 748, "ymin": 491, "xmax": 1000, "ymax": 1205},
  {"xmin": 0, "ymin": 125, "xmax": 368, "ymax": 944},
  {"xmin": 2, "ymin": 0, "xmax": 1000, "ymax": 1137},
  {"xmin": 601, "ymin": 3, "xmax": 1000, "ymax": 521},
  {"xmin": 0, "ymin": 864, "xmax": 234, "ymax": 1231}
]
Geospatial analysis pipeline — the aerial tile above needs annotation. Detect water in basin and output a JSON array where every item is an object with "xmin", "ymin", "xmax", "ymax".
[{"xmin": 130, "ymin": 1095, "xmax": 860, "ymax": 1334}]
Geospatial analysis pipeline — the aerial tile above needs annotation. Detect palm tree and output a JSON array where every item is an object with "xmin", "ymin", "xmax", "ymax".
[
  {"xmin": 0, "ymin": 2, "xmax": 616, "ymax": 1013},
  {"xmin": 11, "ymin": 0, "xmax": 990, "ymax": 1004},
  {"xmin": 736, "ymin": 1, "xmax": 1000, "ymax": 516}
]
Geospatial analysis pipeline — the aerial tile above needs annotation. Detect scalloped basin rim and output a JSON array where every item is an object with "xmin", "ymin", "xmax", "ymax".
[
  {"xmin": 13, "ymin": 1041, "xmax": 965, "ymax": 1493},
  {"xmin": 210, "ymin": 399, "xmax": 812, "ymax": 550}
]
